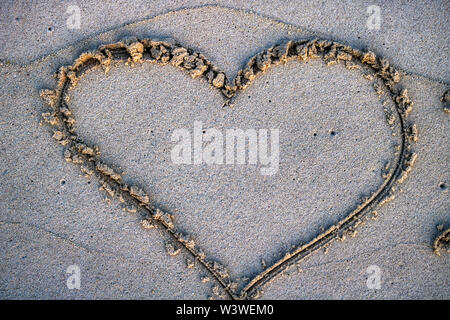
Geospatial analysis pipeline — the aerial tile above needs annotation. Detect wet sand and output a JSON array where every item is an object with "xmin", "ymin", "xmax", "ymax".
[{"xmin": 0, "ymin": 2, "xmax": 448, "ymax": 299}]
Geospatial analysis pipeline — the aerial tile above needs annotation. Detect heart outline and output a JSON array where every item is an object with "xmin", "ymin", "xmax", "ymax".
[{"xmin": 40, "ymin": 37, "xmax": 417, "ymax": 299}]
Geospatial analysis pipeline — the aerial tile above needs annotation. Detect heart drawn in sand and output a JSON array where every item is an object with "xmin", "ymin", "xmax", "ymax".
[{"xmin": 40, "ymin": 37, "xmax": 418, "ymax": 299}]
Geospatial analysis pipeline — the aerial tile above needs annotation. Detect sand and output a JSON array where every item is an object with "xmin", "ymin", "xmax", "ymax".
[{"xmin": 0, "ymin": 1, "xmax": 448, "ymax": 299}]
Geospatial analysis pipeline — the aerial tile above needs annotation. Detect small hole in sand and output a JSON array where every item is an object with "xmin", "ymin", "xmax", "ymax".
[
  {"xmin": 60, "ymin": 179, "xmax": 66, "ymax": 185},
  {"xmin": 330, "ymin": 131, "xmax": 336, "ymax": 136},
  {"xmin": 439, "ymin": 183, "xmax": 447, "ymax": 190}
]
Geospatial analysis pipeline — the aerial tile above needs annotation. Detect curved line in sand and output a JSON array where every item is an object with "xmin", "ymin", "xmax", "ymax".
[{"xmin": 40, "ymin": 36, "xmax": 418, "ymax": 299}]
